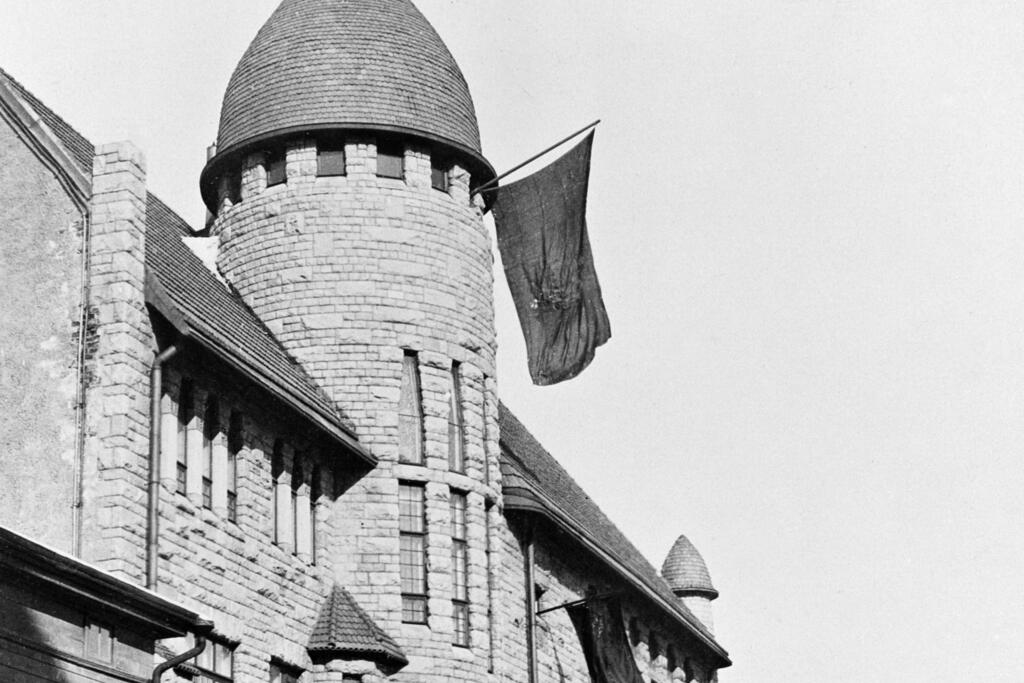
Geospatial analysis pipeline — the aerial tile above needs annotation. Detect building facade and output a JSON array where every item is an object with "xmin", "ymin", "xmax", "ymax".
[{"xmin": 0, "ymin": 1, "xmax": 730, "ymax": 682}]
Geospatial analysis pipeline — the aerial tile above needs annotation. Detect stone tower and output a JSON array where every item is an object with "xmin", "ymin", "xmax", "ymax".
[
  {"xmin": 200, "ymin": 0, "xmax": 501, "ymax": 679},
  {"xmin": 661, "ymin": 534, "xmax": 719, "ymax": 634}
]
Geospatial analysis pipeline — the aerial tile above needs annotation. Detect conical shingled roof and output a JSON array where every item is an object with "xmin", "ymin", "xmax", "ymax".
[
  {"xmin": 308, "ymin": 585, "xmax": 407, "ymax": 668},
  {"xmin": 214, "ymin": 0, "xmax": 485, "ymax": 162},
  {"xmin": 661, "ymin": 534, "xmax": 719, "ymax": 599}
]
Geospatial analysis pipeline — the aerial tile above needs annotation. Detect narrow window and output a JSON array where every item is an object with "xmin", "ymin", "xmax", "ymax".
[
  {"xmin": 485, "ymin": 502, "xmax": 495, "ymax": 671},
  {"xmin": 398, "ymin": 352, "xmax": 424, "ymax": 464},
  {"xmin": 83, "ymin": 619, "xmax": 113, "ymax": 663},
  {"xmin": 649, "ymin": 631, "xmax": 660, "ymax": 660},
  {"xmin": 482, "ymin": 383, "xmax": 491, "ymax": 486},
  {"xmin": 176, "ymin": 379, "xmax": 192, "ymax": 495},
  {"xmin": 202, "ymin": 396, "xmax": 218, "ymax": 510},
  {"xmin": 317, "ymin": 140, "xmax": 346, "ymax": 177},
  {"xmin": 195, "ymin": 639, "xmax": 234, "ymax": 682},
  {"xmin": 291, "ymin": 457, "xmax": 302, "ymax": 556},
  {"xmin": 376, "ymin": 141, "xmax": 404, "ymax": 179},
  {"xmin": 628, "ymin": 616, "xmax": 640, "ymax": 646},
  {"xmin": 272, "ymin": 440, "xmax": 284, "ymax": 545},
  {"xmin": 451, "ymin": 491, "xmax": 469, "ymax": 646},
  {"xmin": 399, "ymin": 483, "xmax": 427, "ymax": 623},
  {"xmin": 310, "ymin": 465, "xmax": 321, "ymax": 565},
  {"xmin": 228, "ymin": 171, "xmax": 242, "ymax": 204},
  {"xmin": 448, "ymin": 363, "xmax": 465, "ymax": 473},
  {"xmin": 227, "ymin": 411, "xmax": 242, "ymax": 523},
  {"xmin": 431, "ymin": 157, "xmax": 449, "ymax": 192},
  {"xmin": 667, "ymin": 646, "xmax": 677, "ymax": 674},
  {"xmin": 266, "ymin": 149, "xmax": 286, "ymax": 187}
]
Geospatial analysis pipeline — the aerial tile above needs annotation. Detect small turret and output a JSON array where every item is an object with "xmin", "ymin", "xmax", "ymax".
[{"xmin": 661, "ymin": 534, "xmax": 719, "ymax": 634}]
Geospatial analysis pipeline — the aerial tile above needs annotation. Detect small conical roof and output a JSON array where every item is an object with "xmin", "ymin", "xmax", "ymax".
[{"xmin": 661, "ymin": 534, "xmax": 718, "ymax": 599}]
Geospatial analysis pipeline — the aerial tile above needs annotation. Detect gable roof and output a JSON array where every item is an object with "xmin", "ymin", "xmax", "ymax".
[
  {"xmin": 308, "ymin": 584, "xmax": 407, "ymax": 668},
  {"xmin": 0, "ymin": 67, "xmax": 369, "ymax": 464},
  {"xmin": 498, "ymin": 403, "xmax": 730, "ymax": 667}
]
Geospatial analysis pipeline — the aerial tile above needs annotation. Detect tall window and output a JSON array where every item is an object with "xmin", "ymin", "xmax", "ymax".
[
  {"xmin": 399, "ymin": 483, "xmax": 427, "ymax": 623},
  {"xmin": 482, "ymin": 383, "xmax": 491, "ymax": 486},
  {"xmin": 194, "ymin": 639, "xmax": 234, "ymax": 683},
  {"xmin": 291, "ymin": 457, "xmax": 302, "ymax": 557},
  {"xmin": 310, "ymin": 465, "xmax": 321, "ymax": 565},
  {"xmin": 377, "ymin": 141, "xmax": 404, "ymax": 179},
  {"xmin": 227, "ymin": 411, "xmax": 242, "ymax": 523},
  {"xmin": 398, "ymin": 352, "xmax": 423, "ymax": 464},
  {"xmin": 176, "ymin": 380, "xmax": 192, "ymax": 495},
  {"xmin": 266, "ymin": 149, "xmax": 286, "ymax": 187},
  {"xmin": 451, "ymin": 492, "xmax": 469, "ymax": 646},
  {"xmin": 272, "ymin": 440, "xmax": 285, "ymax": 545},
  {"xmin": 202, "ymin": 396, "xmax": 219, "ymax": 509},
  {"xmin": 448, "ymin": 363, "xmax": 465, "ymax": 473},
  {"xmin": 317, "ymin": 139, "xmax": 346, "ymax": 177}
]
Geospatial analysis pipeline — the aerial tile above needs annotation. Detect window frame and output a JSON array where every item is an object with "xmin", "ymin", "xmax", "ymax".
[
  {"xmin": 448, "ymin": 363, "xmax": 465, "ymax": 473},
  {"xmin": 399, "ymin": 482, "xmax": 428, "ymax": 624},
  {"xmin": 176, "ymin": 379, "xmax": 193, "ymax": 495},
  {"xmin": 450, "ymin": 491, "xmax": 470, "ymax": 646},
  {"xmin": 227, "ymin": 411, "xmax": 242, "ymax": 523},
  {"xmin": 265, "ymin": 149, "xmax": 287, "ymax": 187},
  {"xmin": 193, "ymin": 639, "xmax": 234, "ymax": 683},
  {"xmin": 376, "ymin": 142, "xmax": 405, "ymax": 180},
  {"xmin": 316, "ymin": 140, "xmax": 347, "ymax": 177},
  {"xmin": 202, "ymin": 396, "xmax": 218, "ymax": 510},
  {"xmin": 431, "ymin": 157, "xmax": 450, "ymax": 192},
  {"xmin": 398, "ymin": 351, "xmax": 425, "ymax": 465}
]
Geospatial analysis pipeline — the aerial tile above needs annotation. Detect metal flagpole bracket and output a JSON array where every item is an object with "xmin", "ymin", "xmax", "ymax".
[
  {"xmin": 535, "ymin": 590, "xmax": 620, "ymax": 616},
  {"xmin": 471, "ymin": 119, "xmax": 601, "ymax": 197}
]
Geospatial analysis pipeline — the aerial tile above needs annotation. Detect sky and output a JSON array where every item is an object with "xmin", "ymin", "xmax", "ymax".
[{"xmin": 2, "ymin": 1, "xmax": 1023, "ymax": 681}]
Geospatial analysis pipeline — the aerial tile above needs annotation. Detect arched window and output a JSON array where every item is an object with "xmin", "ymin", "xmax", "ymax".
[
  {"xmin": 272, "ymin": 440, "xmax": 285, "ymax": 545},
  {"xmin": 448, "ymin": 363, "xmax": 465, "ymax": 473},
  {"xmin": 291, "ymin": 457, "xmax": 303, "ymax": 556}
]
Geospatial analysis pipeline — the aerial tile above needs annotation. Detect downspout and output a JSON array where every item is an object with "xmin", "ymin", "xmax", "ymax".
[
  {"xmin": 151, "ymin": 634, "xmax": 206, "ymax": 683},
  {"xmin": 147, "ymin": 343, "xmax": 180, "ymax": 590},
  {"xmin": 524, "ymin": 521, "xmax": 538, "ymax": 683},
  {"xmin": 72, "ymin": 212, "xmax": 91, "ymax": 558}
]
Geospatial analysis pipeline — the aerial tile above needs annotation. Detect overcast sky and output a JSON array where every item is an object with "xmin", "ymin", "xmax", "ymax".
[{"xmin": 2, "ymin": 2, "xmax": 1023, "ymax": 681}]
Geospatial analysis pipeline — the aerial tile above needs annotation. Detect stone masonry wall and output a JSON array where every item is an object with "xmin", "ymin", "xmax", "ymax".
[
  {"xmin": 211, "ymin": 138, "xmax": 502, "ymax": 682},
  {"xmin": 493, "ymin": 518, "xmax": 721, "ymax": 683},
  {"xmin": 156, "ymin": 351, "xmax": 348, "ymax": 681},
  {"xmin": 80, "ymin": 142, "xmax": 153, "ymax": 581},
  {"xmin": 0, "ymin": 112, "xmax": 84, "ymax": 552}
]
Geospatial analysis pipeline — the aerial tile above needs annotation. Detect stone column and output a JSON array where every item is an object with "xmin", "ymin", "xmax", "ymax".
[{"xmin": 80, "ymin": 141, "xmax": 151, "ymax": 582}]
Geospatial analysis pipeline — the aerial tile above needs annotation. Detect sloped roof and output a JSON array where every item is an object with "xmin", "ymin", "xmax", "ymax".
[
  {"xmin": 308, "ymin": 584, "xmax": 407, "ymax": 667},
  {"xmin": 145, "ymin": 196, "xmax": 370, "ymax": 462},
  {"xmin": 0, "ymin": 68, "xmax": 369, "ymax": 463},
  {"xmin": 661, "ymin": 534, "xmax": 718, "ymax": 599},
  {"xmin": 202, "ymin": 0, "xmax": 492, "ymax": 209},
  {"xmin": 498, "ymin": 404, "xmax": 730, "ymax": 667}
]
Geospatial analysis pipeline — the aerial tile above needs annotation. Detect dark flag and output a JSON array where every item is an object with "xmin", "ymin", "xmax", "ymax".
[
  {"xmin": 567, "ymin": 595, "xmax": 645, "ymax": 683},
  {"xmin": 492, "ymin": 132, "xmax": 611, "ymax": 386}
]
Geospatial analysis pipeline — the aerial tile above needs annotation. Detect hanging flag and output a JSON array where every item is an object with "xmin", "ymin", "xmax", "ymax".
[
  {"xmin": 492, "ymin": 131, "xmax": 611, "ymax": 386},
  {"xmin": 567, "ymin": 595, "xmax": 645, "ymax": 683}
]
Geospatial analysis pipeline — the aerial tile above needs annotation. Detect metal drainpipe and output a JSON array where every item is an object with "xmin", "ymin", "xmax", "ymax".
[
  {"xmin": 147, "ymin": 344, "xmax": 180, "ymax": 591},
  {"xmin": 151, "ymin": 634, "xmax": 205, "ymax": 683},
  {"xmin": 72, "ymin": 213, "xmax": 91, "ymax": 557},
  {"xmin": 524, "ymin": 523, "xmax": 539, "ymax": 683}
]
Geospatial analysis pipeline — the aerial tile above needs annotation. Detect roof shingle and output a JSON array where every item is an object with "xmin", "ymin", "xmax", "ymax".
[
  {"xmin": 498, "ymin": 403, "xmax": 730, "ymax": 665},
  {"xmin": 308, "ymin": 584, "xmax": 407, "ymax": 667}
]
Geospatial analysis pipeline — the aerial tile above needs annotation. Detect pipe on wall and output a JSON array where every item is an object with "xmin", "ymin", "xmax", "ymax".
[
  {"xmin": 147, "ymin": 343, "xmax": 180, "ymax": 591},
  {"xmin": 151, "ymin": 634, "xmax": 206, "ymax": 683},
  {"xmin": 524, "ymin": 522, "xmax": 539, "ymax": 683}
]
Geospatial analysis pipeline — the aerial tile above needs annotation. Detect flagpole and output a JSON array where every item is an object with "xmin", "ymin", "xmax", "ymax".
[
  {"xmin": 471, "ymin": 119, "xmax": 601, "ymax": 197},
  {"xmin": 534, "ymin": 590, "xmax": 620, "ymax": 616}
]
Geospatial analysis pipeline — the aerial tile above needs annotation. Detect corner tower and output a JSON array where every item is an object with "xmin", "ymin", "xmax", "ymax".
[{"xmin": 202, "ymin": 1, "xmax": 500, "ymax": 680}]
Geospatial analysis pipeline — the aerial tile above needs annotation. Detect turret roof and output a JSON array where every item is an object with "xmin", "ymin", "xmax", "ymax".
[
  {"xmin": 661, "ymin": 534, "xmax": 718, "ymax": 599},
  {"xmin": 213, "ymin": 0, "xmax": 486, "ymax": 164}
]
